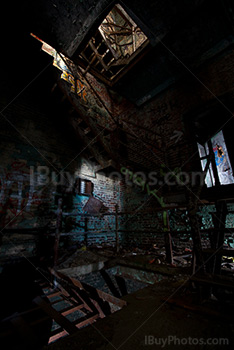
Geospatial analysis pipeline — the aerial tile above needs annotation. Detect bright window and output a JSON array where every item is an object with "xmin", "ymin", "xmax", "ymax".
[{"xmin": 198, "ymin": 130, "xmax": 234, "ymax": 187}]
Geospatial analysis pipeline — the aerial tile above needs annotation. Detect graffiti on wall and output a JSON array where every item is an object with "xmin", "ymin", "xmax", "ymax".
[
  {"xmin": 212, "ymin": 130, "xmax": 234, "ymax": 185},
  {"xmin": 198, "ymin": 130, "xmax": 234, "ymax": 187},
  {"xmin": 31, "ymin": 34, "xmax": 87, "ymax": 102},
  {"xmin": 0, "ymin": 160, "xmax": 50, "ymax": 227}
]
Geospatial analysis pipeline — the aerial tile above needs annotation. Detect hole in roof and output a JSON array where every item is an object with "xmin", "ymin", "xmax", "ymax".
[{"xmin": 78, "ymin": 4, "xmax": 149, "ymax": 85}]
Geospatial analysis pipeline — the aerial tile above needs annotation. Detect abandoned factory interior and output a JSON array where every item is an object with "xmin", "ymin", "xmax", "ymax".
[{"xmin": 1, "ymin": 0, "xmax": 234, "ymax": 349}]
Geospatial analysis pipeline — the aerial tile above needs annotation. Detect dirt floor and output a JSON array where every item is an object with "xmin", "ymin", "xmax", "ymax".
[{"xmin": 44, "ymin": 272, "xmax": 234, "ymax": 350}]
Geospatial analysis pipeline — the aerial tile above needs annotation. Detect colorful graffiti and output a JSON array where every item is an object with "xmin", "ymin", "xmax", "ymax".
[
  {"xmin": 198, "ymin": 130, "xmax": 234, "ymax": 187},
  {"xmin": 120, "ymin": 167, "xmax": 165, "ymax": 207},
  {"xmin": 61, "ymin": 71, "xmax": 87, "ymax": 101},
  {"xmin": 0, "ymin": 160, "xmax": 50, "ymax": 227},
  {"xmin": 31, "ymin": 34, "xmax": 87, "ymax": 102},
  {"xmin": 212, "ymin": 130, "xmax": 234, "ymax": 185}
]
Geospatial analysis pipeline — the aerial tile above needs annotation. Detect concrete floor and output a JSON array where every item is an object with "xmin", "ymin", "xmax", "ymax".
[{"xmin": 44, "ymin": 275, "xmax": 234, "ymax": 350}]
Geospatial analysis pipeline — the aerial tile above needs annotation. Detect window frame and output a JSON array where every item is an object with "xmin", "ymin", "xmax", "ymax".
[
  {"xmin": 197, "ymin": 130, "xmax": 234, "ymax": 188},
  {"xmin": 74, "ymin": 178, "xmax": 93, "ymax": 196},
  {"xmin": 71, "ymin": 2, "xmax": 152, "ymax": 86}
]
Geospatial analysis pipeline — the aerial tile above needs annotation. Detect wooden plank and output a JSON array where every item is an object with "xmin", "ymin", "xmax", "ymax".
[
  {"xmin": 51, "ymin": 269, "xmax": 127, "ymax": 307},
  {"xmin": 89, "ymin": 42, "xmax": 109, "ymax": 71},
  {"xmin": 61, "ymin": 304, "xmax": 84, "ymax": 316},
  {"xmin": 57, "ymin": 279, "xmax": 96, "ymax": 314},
  {"xmin": 57, "ymin": 276, "xmax": 99, "ymax": 316},
  {"xmin": 49, "ymin": 314, "xmax": 98, "ymax": 343},
  {"xmin": 49, "ymin": 314, "xmax": 99, "ymax": 343},
  {"xmin": 33, "ymin": 296, "xmax": 78, "ymax": 335},
  {"xmin": 49, "ymin": 330, "xmax": 67, "ymax": 343},
  {"xmin": 74, "ymin": 313, "xmax": 99, "ymax": 329},
  {"xmin": 95, "ymin": 288, "xmax": 127, "ymax": 308},
  {"xmin": 46, "ymin": 291, "xmax": 61, "ymax": 298},
  {"xmin": 79, "ymin": 282, "xmax": 111, "ymax": 317},
  {"xmin": 50, "ymin": 326, "xmax": 63, "ymax": 337},
  {"xmin": 61, "ymin": 271, "xmax": 127, "ymax": 307},
  {"xmin": 50, "ymin": 298, "xmax": 64, "ymax": 305}
]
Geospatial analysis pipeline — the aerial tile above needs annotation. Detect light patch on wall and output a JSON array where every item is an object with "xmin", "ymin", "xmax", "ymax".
[{"xmin": 75, "ymin": 158, "xmax": 96, "ymax": 178}]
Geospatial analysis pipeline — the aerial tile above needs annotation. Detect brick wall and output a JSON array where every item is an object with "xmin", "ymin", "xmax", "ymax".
[
  {"xmin": 61, "ymin": 45, "xmax": 234, "ymax": 179},
  {"xmin": 2, "ymin": 26, "xmax": 234, "ymax": 261},
  {"xmin": 1, "ymin": 80, "xmax": 232, "ymax": 260},
  {"xmin": 0, "ymin": 75, "xmax": 123, "ymax": 260}
]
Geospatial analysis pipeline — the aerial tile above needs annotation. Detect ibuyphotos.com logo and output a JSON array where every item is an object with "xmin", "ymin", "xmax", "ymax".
[
  {"xmin": 144, "ymin": 335, "xmax": 229, "ymax": 347},
  {"xmin": 29, "ymin": 165, "xmax": 206, "ymax": 188}
]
